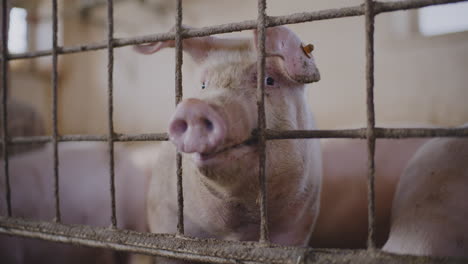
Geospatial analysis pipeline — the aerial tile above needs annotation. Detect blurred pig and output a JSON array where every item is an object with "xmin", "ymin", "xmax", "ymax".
[
  {"xmin": 134, "ymin": 25, "xmax": 323, "ymax": 256},
  {"xmin": 312, "ymin": 138, "xmax": 429, "ymax": 248},
  {"xmin": 0, "ymin": 142, "xmax": 149, "ymax": 264},
  {"xmin": 383, "ymin": 134, "xmax": 468, "ymax": 257},
  {"xmin": 0, "ymin": 99, "xmax": 45, "ymax": 157}
]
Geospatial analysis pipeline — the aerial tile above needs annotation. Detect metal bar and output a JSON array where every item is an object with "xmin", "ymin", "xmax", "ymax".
[
  {"xmin": 8, "ymin": 0, "xmax": 467, "ymax": 61},
  {"xmin": 106, "ymin": 0, "xmax": 117, "ymax": 228},
  {"xmin": 364, "ymin": 0, "xmax": 377, "ymax": 250},
  {"xmin": 256, "ymin": 0, "xmax": 269, "ymax": 244},
  {"xmin": 1, "ymin": 0, "xmax": 10, "ymax": 216},
  {"xmin": 374, "ymin": 0, "xmax": 468, "ymax": 14},
  {"xmin": 266, "ymin": 128, "xmax": 468, "ymax": 139},
  {"xmin": 0, "ymin": 217, "xmax": 466, "ymax": 264},
  {"xmin": 11, "ymin": 0, "xmax": 468, "ymax": 59},
  {"xmin": 6, "ymin": 127, "xmax": 468, "ymax": 146},
  {"xmin": 9, "ymin": 133, "xmax": 169, "ymax": 144},
  {"xmin": 175, "ymin": 0, "xmax": 185, "ymax": 236},
  {"xmin": 51, "ymin": 0, "xmax": 61, "ymax": 223}
]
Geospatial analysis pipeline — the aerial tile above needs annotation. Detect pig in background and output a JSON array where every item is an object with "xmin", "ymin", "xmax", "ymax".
[
  {"xmin": 384, "ymin": 131, "xmax": 468, "ymax": 258},
  {"xmin": 0, "ymin": 98, "xmax": 46, "ymax": 157},
  {"xmin": 0, "ymin": 142, "xmax": 150, "ymax": 264},
  {"xmin": 135, "ymin": 25, "xmax": 322, "ymax": 263},
  {"xmin": 313, "ymin": 127, "xmax": 468, "ymax": 257},
  {"xmin": 312, "ymin": 137, "xmax": 430, "ymax": 248}
]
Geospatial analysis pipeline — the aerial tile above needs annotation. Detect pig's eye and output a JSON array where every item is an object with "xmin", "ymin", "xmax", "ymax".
[
  {"xmin": 201, "ymin": 82, "xmax": 206, "ymax": 89},
  {"xmin": 265, "ymin": 77, "xmax": 275, "ymax": 86}
]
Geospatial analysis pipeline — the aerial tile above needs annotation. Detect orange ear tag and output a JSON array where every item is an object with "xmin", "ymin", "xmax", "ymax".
[{"xmin": 301, "ymin": 43, "xmax": 314, "ymax": 58}]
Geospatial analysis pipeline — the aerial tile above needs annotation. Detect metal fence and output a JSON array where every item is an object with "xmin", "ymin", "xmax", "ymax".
[{"xmin": 1, "ymin": 0, "xmax": 468, "ymax": 263}]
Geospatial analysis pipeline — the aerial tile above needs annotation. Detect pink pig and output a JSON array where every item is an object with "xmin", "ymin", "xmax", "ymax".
[
  {"xmin": 135, "ymin": 25, "xmax": 323, "ymax": 257},
  {"xmin": 383, "ymin": 133, "xmax": 468, "ymax": 257},
  {"xmin": 312, "ymin": 138, "xmax": 429, "ymax": 248},
  {"xmin": 0, "ymin": 143, "xmax": 149, "ymax": 264}
]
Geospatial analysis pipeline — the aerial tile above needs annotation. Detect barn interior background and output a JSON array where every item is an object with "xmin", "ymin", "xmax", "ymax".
[{"xmin": 9, "ymin": 0, "xmax": 468, "ymax": 137}]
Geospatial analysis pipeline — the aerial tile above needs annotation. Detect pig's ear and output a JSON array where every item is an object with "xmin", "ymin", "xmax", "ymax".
[
  {"xmin": 134, "ymin": 25, "xmax": 251, "ymax": 64},
  {"xmin": 254, "ymin": 26, "xmax": 320, "ymax": 84}
]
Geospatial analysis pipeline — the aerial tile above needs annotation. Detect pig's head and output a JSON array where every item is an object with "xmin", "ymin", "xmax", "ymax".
[{"xmin": 135, "ymin": 26, "xmax": 321, "ymax": 192}]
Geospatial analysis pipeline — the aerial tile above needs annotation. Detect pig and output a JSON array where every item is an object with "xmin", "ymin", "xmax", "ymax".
[
  {"xmin": 383, "ymin": 134, "xmax": 468, "ymax": 257},
  {"xmin": 1, "ymin": 99, "xmax": 45, "ymax": 157},
  {"xmin": 134, "ymin": 25, "xmax": 322, "ymax": 261},
  {"xmin": 311, "ymin": 137, "xmax": 429, "ymax": 248},
  {"xmin": 128, "ymin": 132, "xmax": 432, "ymax": 250},
  {"xmin": 0, "ymin": 142, "xmax": 149, "ymax": 264},
  {"xmin": 126, "ymin": 134, "xmax": 432, "ymax": 249}
]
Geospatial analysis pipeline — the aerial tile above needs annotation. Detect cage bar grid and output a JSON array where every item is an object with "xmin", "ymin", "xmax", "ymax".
[{"xmin": 1, "ymin": 0, "xmax": 468, "ymax": 263}]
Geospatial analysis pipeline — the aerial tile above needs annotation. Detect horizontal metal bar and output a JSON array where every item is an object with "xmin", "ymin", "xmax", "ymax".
[
  {"xmin": 8, "ymin": 0, "xmax": 467, "ymax": 60},
  {"xmin": 8, "ymin": 133, "xmax": 169, "ymax": 144},
  {"xmin": 0, "ymin": 217, "xmax": 303, "ymax": 264},
  {"xmin": 265, "ymin": 127, "xmax": 468, "ymax": 140},
  {"xmin": 114, "ymin": 133, "xmax": 170, "ymax": 141},
  {"xmin": 0, "ymin": 217, "xmax": 465, "ymax": 264},
  {"xmin": 6, "ymin": 127, "xmax": 468, "ymax": 145},
  {"xmin": 375, "ymin": 0, "xmax": 467, "ymax": 14}
]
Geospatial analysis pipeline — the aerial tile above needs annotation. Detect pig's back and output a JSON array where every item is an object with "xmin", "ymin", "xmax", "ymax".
[
  {"xmin": 312, "ymin": 138, "xmax": 428, "ymax": 248},
  {"xmin": 0, "ymin": 142, "xmax": 146, "ymax": 228},
  {"xmin": 384, "ymin": 137, "xmax": 468, "ymax": 257},
  {"xmin": 0, "ymin": 142, "xmax": 148, "ymax": 263}
]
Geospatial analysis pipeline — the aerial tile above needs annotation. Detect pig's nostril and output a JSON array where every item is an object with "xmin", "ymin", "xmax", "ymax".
[
  {"xmin": 202, "ymin": 118, "xmax": 214, "ymax": 132},
  {"xmin": 169, "ymin": 99, "xmax": 228, "ymax": 154},
  {"xmin": 171, "ymin": 119, "xmax": 188, "ymax": 136}
]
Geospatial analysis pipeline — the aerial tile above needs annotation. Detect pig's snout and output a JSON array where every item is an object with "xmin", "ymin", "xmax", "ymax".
[{"xmin": 169, "ymin": 98, "xmax": 227, "ymax": 154}]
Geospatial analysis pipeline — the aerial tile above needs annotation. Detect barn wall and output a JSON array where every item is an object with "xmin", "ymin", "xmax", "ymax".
[{"xmin": 10, "ymin": 0, "xmax": 468, "ymax": 135}]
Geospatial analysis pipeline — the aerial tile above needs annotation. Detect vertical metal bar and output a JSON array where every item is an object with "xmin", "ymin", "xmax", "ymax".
[
  {"xmin": 256, "ymin": 0, "xmax": 269, "ymax": 243},
  {"xmin": 364, "ymin": 0, "xmax": 377, "ymax": 249},
  {"xmin": 52, "ymin": 0, "xmax": 61, "ymax": 223},
  {"xmin": 1, "ymin": 0, "xmax": 10, "ymax": 217},
  {"xmin": 175, "ymin": 0, "xmax": 184, "ymax": 236},
  {"xmin": 107, "ymin": 0, "xmax": 117, "ymax": 228}
]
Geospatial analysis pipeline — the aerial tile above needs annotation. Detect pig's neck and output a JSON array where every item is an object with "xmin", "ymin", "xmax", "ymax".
[{"xmin": 189, "ymin": 140, "xmax": 321, "ymax": 246}]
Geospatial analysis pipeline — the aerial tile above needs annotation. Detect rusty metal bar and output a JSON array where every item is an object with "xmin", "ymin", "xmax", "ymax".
[
  {"xmin": 268, "ymin": 127, "xmax": 468, "ymax": 139},
  {"xmin": 0, "ymin": 217, "xmax": 466, "ymax": 264},
  {"xmin": 6, "ymin": 127, "xmax": 468, "ymax": 146},
  {"xmin": 106, "ymin": 0, "xmax": 117, "ymax": 228},
  {"xmin": 1, "ymin": 0, "xmax": 10, "ymax": 216},
  {"xmin": 51, "ymin": 0, "xmax": 61, "ymax": 223},
  {"xmin": 8, "ymin": 0, "xmax": 467, "ymax": 61},
  {"xmin": 9, "ymin": 133, "xmax": 169, "ymax": 144},
  {"xmin": 175, "ymin": 0, "xmax": 185, "ymax": 236},
  {"xmin": 256, "ymin": 0, "xmax": 269, "ymax": 244},
  {"xmin": 8, "ymin": 133, "xmax": 168, "ymax": 144},
  {"xmin": 374, "ymin": 0, "xmax": 467, "ymax": 13},
  {"xmin": 364, "ymin": 0, "xmax": 377, "ymax": 250}
]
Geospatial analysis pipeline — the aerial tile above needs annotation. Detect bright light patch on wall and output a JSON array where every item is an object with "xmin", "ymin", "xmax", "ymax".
[
  {"xmin": 419, "ymin": 2, "xmax": 468, "ymax": 36},
  {"xmin": 8, "ymin": 7, "xmax": 28, "ymax": 54}
]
